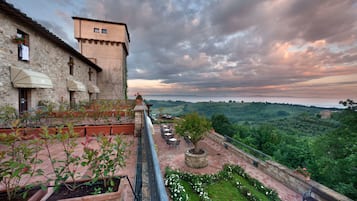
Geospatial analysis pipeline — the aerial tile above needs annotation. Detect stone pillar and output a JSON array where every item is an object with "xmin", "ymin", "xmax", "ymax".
[{"xmin": 133, "ymin": 100, "xmax": 148, "ymax": 137}]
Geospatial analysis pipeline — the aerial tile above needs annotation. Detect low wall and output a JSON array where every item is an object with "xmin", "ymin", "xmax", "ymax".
[{"xmin": 208, "ymin": 132, "xmax": 352, "ymax": 201}]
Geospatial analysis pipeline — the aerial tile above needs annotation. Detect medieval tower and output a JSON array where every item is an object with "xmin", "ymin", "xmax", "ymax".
[{"xmin": 73, "ymin": 17, "xmax": 130, "ymax": 99}]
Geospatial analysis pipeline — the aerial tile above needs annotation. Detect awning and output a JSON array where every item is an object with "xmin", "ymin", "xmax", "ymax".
[
  {"xmin": 10, "ymin": 67, "xmax": 53, "ymax": 88},
  {"xmin": 88, "ymin": 83, "xmax": 100, "ymax": 93},
  {"xmin": 67, "ymin": 79, "xmax": 86, "ymax": 92}
]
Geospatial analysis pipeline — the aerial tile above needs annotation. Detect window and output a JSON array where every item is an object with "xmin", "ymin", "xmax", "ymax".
[
  {"xmin": 17, "ymin": 29, "xmax": 30, "ymax": 61},
  {"xmin": 94, "ymin": 28, "xmax": 100, "ymax": 33},
  {"xmin": 68, "ymin": 57, "xmax": 74, "ymax": 75},
  {"xmin": 70, "ymin": 91, "xmax": 75, "ymax": 109},
  {"xmin": 88, "ymin": 68, "xmax": 93, "ymax": 81},
  {"xmin": 101, "ymin": 29, "xmax": 107, "ymax": 34}
]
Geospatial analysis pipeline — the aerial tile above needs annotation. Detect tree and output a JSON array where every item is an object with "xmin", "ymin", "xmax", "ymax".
[
  {"xmin": 175, "ymin": 112, "xmax": 212, "ymax": 154},
  {"xmin": 339, "ymin": 99, "xmax": 357, "ymax": 111},
  {"xmin": 211, "ymin": 114, "xmax": 235, "ymax": 137},
  {"xmin": 311, "ymin": 107, "xmax": 357, "ymax": 199}
]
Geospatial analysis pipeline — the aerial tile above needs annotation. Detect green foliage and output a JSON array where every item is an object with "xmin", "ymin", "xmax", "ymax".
[
  {"xmin": 0, "ymin": 104, "xmax": 17, "ymax": 128},
  {"xmin": 165, "ymin": 164, "xmax": 280, "ymax": 201},
  {"xmin": 42, "ymin": 124, "xmax": 82, "ymax": 192},
  {"xmin": 211, "ymin": 114, "xmax": 235, "ymax": 137},
  {"xmin": 82, "ymin": 135, "xmax": 128, "ymax": 189},
  {"xmin": 311, "ymin": 109, "xmax": 357, "ymax": 199},
  {"xmin": 149, "ymin": 100, "xmax": 326, "ymax": 125},
  {"xmin": 175, "ymin": 112, "xmax": 212, "ymax": 154},
  {"xmin": 0, "ymin": 127, "xmax": 43, "ymax": 200}
]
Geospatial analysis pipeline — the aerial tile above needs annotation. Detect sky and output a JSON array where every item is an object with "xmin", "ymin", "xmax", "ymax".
[{"xmin": 6, "ymin": 0, "xmax": 357, "ymax": 102}]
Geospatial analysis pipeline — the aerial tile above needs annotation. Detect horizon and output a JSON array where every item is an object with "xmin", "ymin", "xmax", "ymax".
[{"xmin": 144, "ymin": 94, "xmax": 345, "ymax": 108}]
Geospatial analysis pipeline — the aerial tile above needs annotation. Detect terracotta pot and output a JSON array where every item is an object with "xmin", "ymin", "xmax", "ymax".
[
  {"xmin": 86, "ymin": 125, "xmax": 111, "ymax": 136},
  {"xmin": 58, "ymin": 126, "xmax": 86, "ymax": 137},
  {"xmin": 43, "ymin": 127, "xmax": 57, "ymax": 136},
  {"xmin": 45, "ymin": 177, "xmax": 123, "ymax": 201},
  {"xmin": 0, "ymin": 128, "xmax": 13, "ymax": 134},
  {"xmin": 111, "ymin": 124, "xmax": 134, "ymax": 135},
  {"xmin": 0, "ymin": 185, "xmax": 47, "ymax": 201},
  {"xmin": 22, "ymin": 128, "xmax": 42, "ymax": 139}
]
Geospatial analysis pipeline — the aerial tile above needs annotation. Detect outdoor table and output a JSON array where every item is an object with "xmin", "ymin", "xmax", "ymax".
[{"xmin": 169, "ymin": 138, "xmax": 177, "ymax": 142}]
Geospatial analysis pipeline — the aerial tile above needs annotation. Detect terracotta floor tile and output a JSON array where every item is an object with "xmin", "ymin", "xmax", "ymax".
[{"xmin": 153, "ymin": 124, "xmax": 302, "ymax": 201}]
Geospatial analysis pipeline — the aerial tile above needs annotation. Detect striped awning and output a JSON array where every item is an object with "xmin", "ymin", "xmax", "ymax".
[
  {"xmin": 67, "ymin": 79, "xmax": 86, "ymax": 92},
  {"xmin": 10, "ymin": 67, "xmax": 53, "ymax": 88},
  {"xmin": 88, "ymin": 83, "xmax": 100, "ymax": 93}
]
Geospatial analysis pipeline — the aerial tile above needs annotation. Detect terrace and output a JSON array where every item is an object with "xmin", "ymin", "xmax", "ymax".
[{"xmin": 0, "ymin": 100, "xmax": 352, "ymax": 201}]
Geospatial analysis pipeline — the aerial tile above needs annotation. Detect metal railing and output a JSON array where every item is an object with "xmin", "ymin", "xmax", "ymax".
[
  {"xmin": 224, "ymin": 135, "xmax": 272, "ymax": 161},
  {"xmin": 143, "ymin": 111, "xmax": 169, "ymax": 201}
]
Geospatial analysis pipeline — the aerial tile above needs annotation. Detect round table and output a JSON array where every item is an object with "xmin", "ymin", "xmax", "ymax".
[{"xmin": 169, "ymin": 138, "xmax": 177, "ymax": 142}]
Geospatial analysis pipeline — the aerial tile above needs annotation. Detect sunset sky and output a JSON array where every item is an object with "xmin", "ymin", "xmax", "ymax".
[{"xmin": 6, "ymin": 0, "xmax": 357, "ymax": 102}]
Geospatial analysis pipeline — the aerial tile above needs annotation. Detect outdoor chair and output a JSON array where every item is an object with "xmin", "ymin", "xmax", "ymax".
[
  {"xmin": 184, "ymin": 136, "xmax": 192, "ymax": 145},
  {"xmin": 174, "ymin": 140, "xmax": 181, "ymax": 148},
  {"xmin": 303, "ymin": 189, "xmax": 317, "ymax": 201}
]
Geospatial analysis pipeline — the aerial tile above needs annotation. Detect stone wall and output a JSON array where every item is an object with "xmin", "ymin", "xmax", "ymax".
[
  {"xmin": 208, "ymin": 132, "xmax": 353, "ymax": 201},
  {"xmin": 79, "ymin": 38, "xmax": 126, "ymax": 100},
  {"xmin": 73, "ymin": 17, "xmax": 129, "ymax": 100},
  {"xmin": 0, "ymin": 12, "xmax": 99, "ymax": 112}
]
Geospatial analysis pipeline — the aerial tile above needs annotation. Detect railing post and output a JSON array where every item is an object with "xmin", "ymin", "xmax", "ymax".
[{"xmin": 133, "ymin": 103, "xmax": 147, "ymax": 137}]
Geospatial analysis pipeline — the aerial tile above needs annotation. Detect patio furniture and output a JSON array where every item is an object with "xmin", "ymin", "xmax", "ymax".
[{"xmin": 184, "ymin": 136, "xmax": 192, "ymax": 145}]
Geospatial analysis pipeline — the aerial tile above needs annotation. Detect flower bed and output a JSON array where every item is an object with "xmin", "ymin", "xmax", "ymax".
[{"xmin": 165, "ymin": 164, "xmax": 281, "ymax": 201}]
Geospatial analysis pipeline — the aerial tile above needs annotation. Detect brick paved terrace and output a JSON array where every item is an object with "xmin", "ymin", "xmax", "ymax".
[{"xmin": 153, "ymin": 124, "xmax": 302, "ymax": 201}]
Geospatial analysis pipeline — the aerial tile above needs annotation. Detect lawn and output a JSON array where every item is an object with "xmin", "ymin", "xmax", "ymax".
[
  {"xmin": 206, "ymin": 180, "xmax": 247, "ymax": 201},
  {"xmin": 165, "ymin": 164, "xmax": 281, "ymax": 201}
]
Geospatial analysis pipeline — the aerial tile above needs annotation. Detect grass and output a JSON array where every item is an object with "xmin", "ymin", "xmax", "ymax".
[
  {"xmin": 175, "ymin": 173, "xmax": 276, "ymax": 201},
  {"xmin": 234, "ymin": 175, "xmax": 271, "ymax": 201},
  {"xmin": 165, "ymin": 165, "xmax": 281, "ymax": 201},
  {"xmin": 206, "ymin": 180, "xmax": 247, "ymax": 201},
  {"xmin": 180, "ymin": 180, "xmax": 200, "ymax": 201}
]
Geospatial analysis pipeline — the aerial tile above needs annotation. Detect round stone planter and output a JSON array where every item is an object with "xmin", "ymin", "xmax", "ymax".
[{"xmin": 185, "ymin": 148, "xmax": 208, "ymax": 168}]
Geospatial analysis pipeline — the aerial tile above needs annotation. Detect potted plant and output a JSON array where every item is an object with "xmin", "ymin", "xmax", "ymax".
[
  {"xmin": 11, "ymin": 35, "xmax": 25, "ymax": 44},
  {"xmin": 175, "ymin": 112, "xmax": 212, "ymax": 168},
  {"xmin": 0, "ymin": 123, "xmax": 47, "ymax": 201},
  {"xmin": 294, "ymin": 166, "xmax": 311, "ymax": 181},
  {"xmin": 43, "ymin": 132, "xmax": 129, "ymax": 200},
  {"xmin": 134, "ymin": 93, "xmax": 143, "ymax": 105},
  {"xmin": 0, "ymin": 104, "xmax": 17, "ymax": 129}
]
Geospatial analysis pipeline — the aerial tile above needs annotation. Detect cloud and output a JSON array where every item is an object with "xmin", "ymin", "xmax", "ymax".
[{"xmin": 9, "ymin": 0, "xmax": 356, "ymax": 99}]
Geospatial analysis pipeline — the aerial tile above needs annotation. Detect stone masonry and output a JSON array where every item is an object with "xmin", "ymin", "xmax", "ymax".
[{"xmin": 0, "ymin": 7, "xmax": 100, "ymax": 112}]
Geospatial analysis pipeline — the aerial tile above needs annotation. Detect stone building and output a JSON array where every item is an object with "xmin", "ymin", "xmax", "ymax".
[
  {"xmin": 0, "ymin": 1, "xmax": 129, "ymax": 114},
  {"xmin": 73, "ymin": 17, "xmax": 130, "ymax": 100}
]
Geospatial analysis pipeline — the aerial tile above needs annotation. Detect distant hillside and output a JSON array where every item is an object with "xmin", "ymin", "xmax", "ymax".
[{"xmin": 147, "ymin": 100, "xmax": 340, "ymax": 136}]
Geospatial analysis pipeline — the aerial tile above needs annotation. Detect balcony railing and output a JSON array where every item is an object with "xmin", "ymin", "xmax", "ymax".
[
  {"xmin": 143, "ymin": 111, "xmax": 169, "ymax": 201},
  {"xmin": 224, "ymin": 135, "xmax": 272, "ymax": 161}
]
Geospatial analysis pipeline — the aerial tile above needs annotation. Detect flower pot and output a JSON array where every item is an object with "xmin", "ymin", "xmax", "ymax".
[
  {"xmin": 45, "ymin": 177, "xmax": 123, "ymax": 201},
  {"xmin": 0, "ymin": 185, "xmax": 47, "ymax": 201},
  {"xmin": 86, "ymin": 125, "xmax": 111, "ymax": 136},
  {"xmin": 0, "ymin": 128, "xmax": 12, "ymax": 134},
  {"xmin": 58, "ymin": 126, "xmax": 86, "ymax": 137},
  {"xmin": 111, "ymin": 124, "xmax": 134, "ymax": 135},
  {"xmin": 185, "ymin": 148, "xmax": 208, "ymax": 168},
  {"xmin": 22, "ymin": 127, "xmax": 42, "ymax": 139}
]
